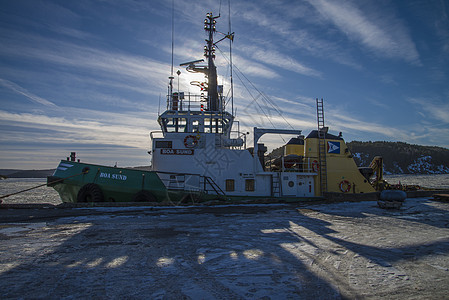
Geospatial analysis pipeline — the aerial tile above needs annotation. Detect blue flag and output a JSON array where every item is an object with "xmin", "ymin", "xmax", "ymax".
[{"xmin": 328, "ymin": 141, "xmax": 340, "ymax": 154}]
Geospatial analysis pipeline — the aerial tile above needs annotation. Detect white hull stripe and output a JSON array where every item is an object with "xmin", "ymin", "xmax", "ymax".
[
  {"xmin": 60, "ymin": 163, "xmax": 74, "ymax": 168},
  {"xmin": 58, "ymin": 163, "xmax": 74, "ymax": 171}
]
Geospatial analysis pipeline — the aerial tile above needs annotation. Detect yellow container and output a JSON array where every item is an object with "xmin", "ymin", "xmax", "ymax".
[{"xmin": 284, "ymin": 144, "xmax": 304, "ymax": 156}]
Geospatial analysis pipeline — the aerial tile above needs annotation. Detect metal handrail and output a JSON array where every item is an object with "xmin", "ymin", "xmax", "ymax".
[
  {"xmin": 203, "ymin": 176, "xmax": 226, "ymax": 196},
  {"xmin": 156, "ymin": 171, "xmax": 225, "ymax": 196}
]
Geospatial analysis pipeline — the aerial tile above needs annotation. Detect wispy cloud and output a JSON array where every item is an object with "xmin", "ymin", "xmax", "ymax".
[
  {"xmin": 0, "ymin": 78, "xmax": 57, "ymax": 107},
  {"xmin": 407, "ymin": 97, "xmax": 449, "ymax": 124},
  {"xmin": 231, "ymin": 55, "xmax": 281, "ymax": 80},
  {"xmin": 327, "ymin": 110, "xmax": 409, "ymax": 140},
  {"xmin": 306, "ymin": 0, "xmax": 420, "ymax": 64},
  {"xmin": 239, "ymin": 46, "xmax": 321, "ymax": 78},
  {"xmin": 0, "ymin": 109, "xmax": 158, "ymax": 149},
  {"xmin": 0, "ymin": 30, "xmax": 169, "ymax": 92},
  {"xmin": 235, "ymin": 1, "xmax": 362, "ymax": 69}
]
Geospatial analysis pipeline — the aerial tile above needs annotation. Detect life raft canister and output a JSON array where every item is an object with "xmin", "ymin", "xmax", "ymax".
[
  {"xmin": 184, "ymin": 135, "xmax": 198, "ymax": 148},
  {"xmin": 339, "ymin": 180, "xmax": 351, "ymax": 193}
]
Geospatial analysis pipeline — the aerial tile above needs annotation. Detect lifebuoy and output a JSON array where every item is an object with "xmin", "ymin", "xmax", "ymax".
[
  {"xmin": 339, "ymin": 180, "xmax": 351, "ymax": 193},
  {"xmin": 312, "ymin": 160, "xmax": 319, "ymax": 172},
  {"xmin": 77, "ymin": 183, "xmax": 104, "ymax": 202},
  {"xmin": 184, "ymin": 135, "xmax": 198, "ymax": 148}
]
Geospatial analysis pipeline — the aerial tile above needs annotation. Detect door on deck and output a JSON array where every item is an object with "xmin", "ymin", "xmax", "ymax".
[{"xmin": 297, "ymin": 175, "xmax": 314, "ymax": 197}]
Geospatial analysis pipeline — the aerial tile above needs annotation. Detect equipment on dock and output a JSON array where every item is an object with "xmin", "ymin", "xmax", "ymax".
[{"xmin": 378, "ymin": 190, "xmax": 406, "ymax": 209}]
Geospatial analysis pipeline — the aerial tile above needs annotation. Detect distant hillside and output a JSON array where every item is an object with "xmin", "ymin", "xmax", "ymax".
[
  {"xmin": 347, "ymin": 141, "xmax": 449, "ymax": 174},
  {"xmin": 0, "ymin": 169, "xmax": 55, "ymax": 178}
]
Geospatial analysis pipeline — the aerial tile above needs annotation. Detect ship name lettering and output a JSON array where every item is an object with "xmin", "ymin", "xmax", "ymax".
[
  {"xmin": 112, "ymin": 174, "xmax": 127, "ymax": 180},
  {"xmin": 161, "ymin": 149, "xmax": 193, "ymax": 155},
  {"xmin": 99, "ymin": 172, "xmax": 127, "ymax": 181},
  {"xmin": 100, "ymin": 172, "xmax": 110, "ymax": 178}
]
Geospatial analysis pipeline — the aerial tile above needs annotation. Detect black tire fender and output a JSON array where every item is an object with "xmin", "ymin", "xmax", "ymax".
[
  {"xmin": 77, "ymin": 183, "xmax": 104, "ymax": 202},
  {"xmin": 132, "ymin": 190, "xmax": 157, "ymax": 202}
]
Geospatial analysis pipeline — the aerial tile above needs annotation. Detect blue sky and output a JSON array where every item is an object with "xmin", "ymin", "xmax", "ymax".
[{"xmin": 1, "ymin": 0, "xmax": 448, "ymax": 169}]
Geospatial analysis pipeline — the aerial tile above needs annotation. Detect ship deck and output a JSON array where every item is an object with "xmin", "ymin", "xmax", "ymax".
[{"xmin": 1, "ymin": 197, "xmax": 448, "ymax": 299}]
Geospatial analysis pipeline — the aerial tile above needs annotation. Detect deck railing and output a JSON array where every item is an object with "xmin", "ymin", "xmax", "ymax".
[
  {"xmin": 156, "ymin": 172, "xmax": 225, "ymax": 196},
  {"xmin": 167, "ymin": 93, "xmax": 224, "ymax": 112}
]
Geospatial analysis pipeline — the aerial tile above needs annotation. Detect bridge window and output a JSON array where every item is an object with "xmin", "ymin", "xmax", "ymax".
[
  {"xmin": 204, "ymin": 118, "xmax": 223, "ymax": 133},
  {"xmin": 192, "ymin": 120, "xmax": 201, "ymax": 132},
  {"xmin": 162, "ymin": 117, "xmax": 187, "ymax": 133}
]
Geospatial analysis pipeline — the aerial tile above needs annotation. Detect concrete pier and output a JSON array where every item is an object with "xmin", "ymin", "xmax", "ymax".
[{"xmin": 1, "ymin": 198, "xmax": 448, "ymax": 299}]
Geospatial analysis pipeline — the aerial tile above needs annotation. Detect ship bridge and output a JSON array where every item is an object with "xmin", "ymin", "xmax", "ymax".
[{"xmin": 158, "ymin": 92, "xmax": 235, "ymax": 136}]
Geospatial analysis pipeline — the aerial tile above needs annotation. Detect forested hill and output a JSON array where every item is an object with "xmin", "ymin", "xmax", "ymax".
[{"xmin": 347, "ymin": 141, "xmax": 449, "ymax": 174}]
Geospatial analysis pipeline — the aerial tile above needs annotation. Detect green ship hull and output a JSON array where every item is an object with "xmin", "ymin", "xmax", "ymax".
[{"xmin": 47, "ymin": 160, "xmax": 221, "ymax": 204}]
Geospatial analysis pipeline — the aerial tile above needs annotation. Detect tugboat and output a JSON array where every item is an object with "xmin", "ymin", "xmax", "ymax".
[{"xmin": 48, "ymin": 13, "xmax": 382, "ymax": 204}]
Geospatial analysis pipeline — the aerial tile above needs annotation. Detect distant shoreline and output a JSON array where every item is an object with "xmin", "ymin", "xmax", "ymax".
[
  {"xmin": 0, "ymin": 166, "xmax": 151, "ymax": 179},
  {"xmin": 0, "ymin": 169, "xmax": 55, "ymax": 178}
]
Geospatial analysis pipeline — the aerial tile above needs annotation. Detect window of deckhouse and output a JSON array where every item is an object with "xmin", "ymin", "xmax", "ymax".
[
  {"xmin": 225, "ymin": 179, "xmax": 235, "ymax": 192},
  {"xmin": 204, "ymin": 117, "xmax": 223, "ymax": 133},
  {"xmin": 191, "ymin": 120, "xmax": 201, "ymax": 133},
  {"xmin": 245, "ymin": 179, "xmax": 255, "ymax": 192}
]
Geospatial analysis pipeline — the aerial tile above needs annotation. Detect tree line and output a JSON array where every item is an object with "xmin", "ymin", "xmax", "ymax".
[{"xmin": 347, "ymin": 141, "xmax": 449, "ymax": 174}]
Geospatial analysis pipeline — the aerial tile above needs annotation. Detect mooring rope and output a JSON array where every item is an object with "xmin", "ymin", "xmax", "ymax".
[{"xmin": 0, "ymin": 171, "xmax": 88, "ymax": 200}]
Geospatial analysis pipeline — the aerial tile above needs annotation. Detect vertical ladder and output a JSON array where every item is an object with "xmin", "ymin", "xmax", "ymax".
[
  {"xmin": 316, "ymin": 98, "xmax": 328, "ymax": 195},
  {"xmin": 272, "ymin": 172, "xmax": 281, "ymax": 197}
]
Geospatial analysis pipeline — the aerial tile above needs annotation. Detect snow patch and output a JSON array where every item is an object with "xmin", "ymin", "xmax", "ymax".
[{"xmin": 407, "ymin": 156, "xmax": 449, "ymax": 174}]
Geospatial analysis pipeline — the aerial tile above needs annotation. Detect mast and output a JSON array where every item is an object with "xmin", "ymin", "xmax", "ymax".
[
  {"xmin": 204, "ymin": 12, "xmax": 219, "ymax": 111},
  {"xmin": 159, "ymin": 12, "xmax": 240, "ymax": 141},
  {"xmin": 228, "ymin": 0, "xmax": 234, "ymax": 116},
  {"xmin": 167, "ymin": 0, "xmax": 175, "ymax": 110}
]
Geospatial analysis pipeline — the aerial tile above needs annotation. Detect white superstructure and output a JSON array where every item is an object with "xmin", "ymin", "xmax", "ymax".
[{"xmin": 150, "ymin": 13, "xmax": 316, "ymax": 198}]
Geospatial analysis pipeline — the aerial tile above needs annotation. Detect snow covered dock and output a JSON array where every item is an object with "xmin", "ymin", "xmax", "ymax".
[{"xmin": 1, "ymin": 198, "xmax": 448, "ymax": 299}]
